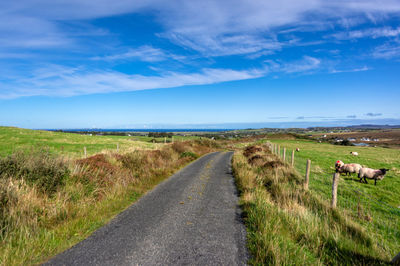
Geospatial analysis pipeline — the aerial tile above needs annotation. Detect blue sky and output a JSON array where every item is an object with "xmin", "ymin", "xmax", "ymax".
[{"xmin": 0, "ymin": 0, "xmax": 399, "ymax": 129}]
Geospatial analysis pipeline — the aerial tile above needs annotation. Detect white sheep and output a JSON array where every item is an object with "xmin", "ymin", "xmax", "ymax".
[
  {"xmin": 358, "ymin": 168, "xmax": 389, "ymax": 185},
  {"xmin": 335, "ymin": 160, "xmax": 362, "ymax": 176},
  {"xmin": 350, "ymin": 151, "xmax": 359, "ymax": 156},
  {"xmin": 296, "ymin": 148, "xmax": 300, "ymax": 152}
]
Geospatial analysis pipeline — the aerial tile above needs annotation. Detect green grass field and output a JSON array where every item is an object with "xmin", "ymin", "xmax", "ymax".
[
  {"xmin": 0, "ymin": 127, "xmax": 177, "ymax": 158},
  {"xmin": 266, "ymin": 138, "xmax": 400, "ymax": 259}
]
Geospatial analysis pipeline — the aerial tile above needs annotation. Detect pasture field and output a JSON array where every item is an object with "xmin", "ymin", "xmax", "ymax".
[
  {"xmin": 267, "ymin": 139, "xmax": 400, "ymax": 207},
  {"xmin": 0, "ymin": 127, "xmax": 186, "ymax": 157},
  {"xmin": 233, "ymin": 139, "xmax": 400, "ymax": 264},
  {"xmin": 267, "ymin": 138, "xmax": 400, "ymax": 260}
]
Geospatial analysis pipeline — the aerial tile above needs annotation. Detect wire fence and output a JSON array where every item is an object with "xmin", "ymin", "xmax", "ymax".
[{"xmin": 266, "ymin": 141, "xmax": 400, "ymax": 260}]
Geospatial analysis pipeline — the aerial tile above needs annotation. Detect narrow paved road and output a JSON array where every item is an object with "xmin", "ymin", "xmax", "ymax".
[{"xmin": 45, "ymin": 151, "xmax": 248, "ymax": 265}]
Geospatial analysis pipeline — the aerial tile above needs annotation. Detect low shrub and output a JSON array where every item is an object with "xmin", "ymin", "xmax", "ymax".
[
  {"xmin": 0, "ymin": 149, "xmax": 69, "ymax": 195},
  {"xmin": 171, "ymin": 142, "xmax": 188, "ymax": 153},
  {"xmin": 180, "ymin": 151, "xmax": 198, "ymax": 159}
]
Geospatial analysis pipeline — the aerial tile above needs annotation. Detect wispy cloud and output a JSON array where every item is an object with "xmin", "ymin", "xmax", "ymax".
[
  {"xmin": 296, "ymin": 116, "xmax": 335, "ymax": 120},
  {"xmin": 330, "ymin": 27, "xmax": 400, "ymax": 40},
  {"xmin": 347, "ymin": 115, "xmax": 357, "ymax": 118},
  {"xmin": 155, "ymin": 0, "xmax": 400, "ymax": 56},
  {"xmin": 330, "ymin": 66, "xmax": 370, "ymax": 73},
  {"xmin": 2, "ymin": 0, "xmax": 400, "ymax": 99},
  {"xmin": 92, "ymin": 45, "xmax": 185, "ymax": 62},
  {"xmin": 0, "ymin": 66, "xmax": 266, "ymax": 99},
  {"xmin": 365, "ymin": 112, "xmax": 382, "ymax": 117},
  {"xmin": 372, "ymin": 41, "xmax": 400, "ymax": 59},
  {"xmin": 266, "ymin": 56, "xmax": 321, "ymax": 74},
  {"xmin": 3, "ymin": 0, "xmax": 400, "ymax": 53},
  {"xmin": 0, "ymin": 52, "xmax": 334, "ymax": 99}
]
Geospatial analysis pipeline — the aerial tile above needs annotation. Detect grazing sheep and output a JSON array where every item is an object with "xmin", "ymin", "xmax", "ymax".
[
  {"xmin": 335, "ymin": 160, "xmax": 362, "ymax": 176},
  {"xmin": 350, "ymin": 151, "xmax": 359, "ymax": 156},
  {"xmin": 358, "ymin": 168, "xmax": 389, "ymax": 185},
  {"xmin": 296, "ymin": 148, "xmax": 300, "ymax": 152}
]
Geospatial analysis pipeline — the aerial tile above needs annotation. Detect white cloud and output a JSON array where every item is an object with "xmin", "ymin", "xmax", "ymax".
[
  {"xmin": 154, "ymin": 0, "xmax": 400, "ymax": 56},
  {"xmin": 2, "ymin": 0, "xmax": 400, "ymax": 53},
  {"xmin": 372, "ymin": 41, "xmax": 400, "ymax": 59},
  {"xmin": 265, "ymin": 56, "xmax": 321, "ymax": 74},
  {"xmin": 0, "ymin": 66, "xmax": 265, "ymax": 99},
  {"xmin": 92, "ymin": 45, "xmax": 185, "ymax": 62},
  {"xmin": 330, "ymin": 66, "xmax": 370, "ymax": 73},
  {"xmin": 330, "ymin": 27, "xmax": 400, "ymax": 40}
]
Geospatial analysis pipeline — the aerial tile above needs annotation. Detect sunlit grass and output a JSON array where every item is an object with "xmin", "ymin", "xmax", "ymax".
[{"xmin": 233, "ymin": 144, "xmax": 393, "ymax": 265}]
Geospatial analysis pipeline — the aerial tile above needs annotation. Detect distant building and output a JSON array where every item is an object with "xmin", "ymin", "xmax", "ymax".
[{"xmin": 347, "ymin": 138, "xmax": 356, "ymax": 142}]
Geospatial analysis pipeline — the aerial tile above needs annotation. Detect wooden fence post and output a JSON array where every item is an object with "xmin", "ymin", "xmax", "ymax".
[
  {"xmin": 304, "ymin": 159, "xmax": 311, "ymax": 190},
  {"xmin": 291, "ymin": 150, "xmax": 295, "ymax": 167},
  {"xmin": 164, "ymin": 137, "xmax": 167, "ymax": 144},
  {"xmin": 84, "ymin": 146, "xmax": 87, "ymax": 158},
  {"xmin": 278, "ymin": 145, "xmax": 280, "ymax": 157},
  {"xmin": 331, "ymin": 172, "xmax": 340, "ymax": 208},
  {"xmin": 283, "ymin": 147, "xmax": 286, "ymax": 162},
  {"xmin": 116, "ymin": 143, "xmax": 119, "ymax": 153}
]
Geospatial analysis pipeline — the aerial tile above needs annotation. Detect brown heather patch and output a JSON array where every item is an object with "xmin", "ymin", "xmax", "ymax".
[
  {"xmin": 248, "ymin": 154, "xmax": 265, "ymax": 166},
  {"xmin": 75, "ymin": 154, "xmax": 119, "ymax": 188},
  {"xmin": 243, "ymin": 145, "xmax": 263, "ymax": 158},
  {"xmin": 262, "ymin": 160, "xmax": 285, "ymax": 169},
  {"xmin": 171, "ymin": 141, "xmax": 188, "ymax": 154}
]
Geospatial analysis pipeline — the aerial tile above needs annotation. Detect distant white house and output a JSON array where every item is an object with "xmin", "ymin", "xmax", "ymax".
[
  {"xmin": 373, "ymin": 138, "xmax": 379, "ymax": 141},
  {"xmin": 323, "ymin": 134, "xmax": 327, "ymax": 138},
  {"xmin": 361, "ymin": 137, "xmax": 371, "ymax": 141},
  {"xmin": 348, "ymin": 138, "xmax": 356, "ymax": 142},
  {"xmin": 336, "ymin": 139, "xmax": 343, "ymax": 142}
]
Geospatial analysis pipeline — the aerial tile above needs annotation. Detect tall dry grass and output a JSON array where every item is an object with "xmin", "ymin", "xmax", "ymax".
[
  {"xmin": 0, "ymin": 141, "xmax": 216, "ymax": 265},
  {"xmin": 233, "ymin": 144, "xmax": 390, "ymax": 265}
]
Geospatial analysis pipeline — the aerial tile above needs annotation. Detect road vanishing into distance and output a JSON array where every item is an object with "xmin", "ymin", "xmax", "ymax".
[{"xmin": 45, "ymin": 151, "xmax": 248, "ymax": 265}]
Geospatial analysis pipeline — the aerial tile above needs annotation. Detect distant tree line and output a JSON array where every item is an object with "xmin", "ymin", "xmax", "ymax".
[{"xmin": 148, "ymin": 132, "xmax": 173, "ymax": 138}]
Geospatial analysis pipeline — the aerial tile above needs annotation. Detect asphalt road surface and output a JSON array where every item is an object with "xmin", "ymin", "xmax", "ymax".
[{"xmin": 45, "ymin": 151, "xmax": 248, "ymax": 265}]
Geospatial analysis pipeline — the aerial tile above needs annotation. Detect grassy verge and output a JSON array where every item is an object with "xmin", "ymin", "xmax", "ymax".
[
  {"xmin": 232, "ymin": 144, "xmax": 391, "ymax": 265},
  {"xmin": 0, "ymin": 139, "xmax": 219, "ymax": 265}
]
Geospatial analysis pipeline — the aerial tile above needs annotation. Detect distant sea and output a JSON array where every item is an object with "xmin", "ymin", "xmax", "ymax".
[{"xmin": 50, "ymin": 129, "xmax": 232, "ymax": 132}]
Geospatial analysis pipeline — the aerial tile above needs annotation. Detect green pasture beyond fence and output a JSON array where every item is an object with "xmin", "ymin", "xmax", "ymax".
[{"xmin": 267, "ymin": 142, "xmax": 400, "ymax": 264}]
